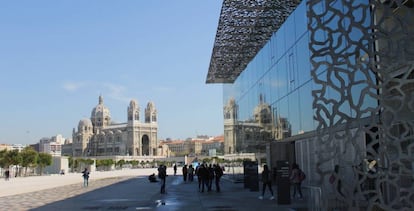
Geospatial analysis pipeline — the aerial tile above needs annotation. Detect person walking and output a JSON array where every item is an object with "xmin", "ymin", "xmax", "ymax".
[
  {"xmin": 207, "ymin": 164, "xmax": 214, "ymax": 191},
  {"xmin": 195, "ymin": 163, "xmax": 202, "ymax": 190},
  {"xmin": 213, "ymin": 164, "xmax": 224, "ymax": 192},
  {"xmin": 198, "ymin": 164, "xmax": 209, "ymax": 192},
  {"xmin": 173, "ymin": 164, "xmax": 177, "ymax": 176},
  {"xmin": 290, "ymin": 163, "xmax": 303, "ymax": 199},
  {"xmin": 5, "ymin": 169, "xmax": 10, "ymax": 181},
  {"xmin": 188, "ymin": 164, "xmax": 194, "ymax": 182},
  {"xmin": 258, "ymin": 165, "xmax": 274, "ymax": 200},
  {"xmin": 182, "ymin": 165, "xmax": 188, "ymax": 182},
  {"xmin": 81, "ymin": 168, "xmax": 90, "ymax": 187},
  {"xmin": 158, "ymin": 165, "xmax": 167, "ymax": 194}
]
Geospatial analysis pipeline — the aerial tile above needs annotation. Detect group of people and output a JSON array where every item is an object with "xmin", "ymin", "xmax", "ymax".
[
  {"xmin": 193, "ymin": 163, "xmax": 224, "ymax": 193},
  {"xmin": 150, "ymin": 163, "xmax": 224, "ymax": 194},
  {"xmin": 259, "ymin": 162, "xmax": 306, "ymax": 200}
]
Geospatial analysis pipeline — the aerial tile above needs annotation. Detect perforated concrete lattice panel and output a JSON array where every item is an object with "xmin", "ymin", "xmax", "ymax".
[{"xmin": 308, "ymin": 0, "xmax": 414, "ymax": 210}]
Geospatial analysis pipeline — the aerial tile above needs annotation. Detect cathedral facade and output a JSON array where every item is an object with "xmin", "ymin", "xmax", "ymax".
[
  {"xmin": 223, "ymin": 95, "xmax": 290, "ymax": 155},
  {"xmin": 72, "ymin": 95, "xmax": 158, "ymax": 157}
]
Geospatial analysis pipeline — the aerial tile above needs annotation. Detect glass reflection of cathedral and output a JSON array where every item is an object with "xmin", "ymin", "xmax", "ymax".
[
  {"xmin": 224, "ymin": 94, "xmax": 291, "ymax": 154},
  {"xmin": 72, "ymin": 95, "xmax": 158, "ymax": 157}
]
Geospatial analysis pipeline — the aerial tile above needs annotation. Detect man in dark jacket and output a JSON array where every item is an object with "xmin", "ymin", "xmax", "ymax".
[
  {"xmin": 158, "ymin": 165, "xmax": 167, "ymax": 194},
  {"xmin": 197, "ymin": 163, "xmax": 209, "ymax": 192},
  {"xmin": 214, "ymin": 164, "xmax": 224, "ymax": 192}
]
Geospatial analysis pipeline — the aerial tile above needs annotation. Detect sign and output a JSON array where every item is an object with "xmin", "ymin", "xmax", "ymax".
[
  {"xmin": 243, "ymin": 161, "xmax": 259, "ymax": 191},
  {"xmin": 276, "ymin": 160, "xmax": 291, "ymax": 204}
]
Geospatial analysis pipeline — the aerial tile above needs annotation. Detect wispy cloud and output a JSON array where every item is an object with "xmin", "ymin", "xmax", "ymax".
[
  {"xmin": 103, "ymin": 83, "xmax": 131, "ymax": 103},
  {"xmin": 62, "ymin": 81, "xmax": 85, "ymax": 92},
  {"xmin": 62, "ymin": 80, "xmax": 133, "ymax": 103}
]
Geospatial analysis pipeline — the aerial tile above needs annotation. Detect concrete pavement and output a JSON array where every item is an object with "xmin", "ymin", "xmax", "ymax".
[
  {"xmin": 0, "ymin": 168, "xmax": 312, "ymax": 210},
  {"xmin": 0, "ymin": 168, "xmax": 160, "ymax": 197}
]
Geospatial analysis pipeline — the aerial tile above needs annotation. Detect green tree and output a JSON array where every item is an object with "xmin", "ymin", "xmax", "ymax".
[
  {"xmin": 73, "ymin": 158, "xmax": 79, "ymax": 172},
  {"xmin": 6, "ymin": 150, "xmax": 22, "ymax": 166},
  {"xmin": 0, "ymin": 149, "xmax": 8, "ymax": 168},
  {"xmin": 117, "ymin": 159, "xmax": 126, "ymax": 168},
  {"xmin": 85, "ymin": 158, "xmax": 94, "ymax": 166},
  {"xmin": 68, "ymin": 156, "xmax": 73, "ymax": 172},
  {"xmin": 130, "ymin": 160, "xmax": 138, "ymax": 168},
  {"xmin": 20, "ymin": 147, "xmax": 38, "ymax": 176},
  {"xmin": 95, "ymin": 159, "xmax": 102, "ymax": 170},
  {"xmin": 104, "ymin": 159, "xmax": 114, "ymax": 171},
  {"xmin": 37, "ymin": 153, "xmax": 52, "ymax": 175},
  {"xmin": 96, "ymin": 159, "xmax": 113, "ymax": 171},
  {"xmin": 5, "ymin": 149, "xmax": 23, "ymax": 177}
]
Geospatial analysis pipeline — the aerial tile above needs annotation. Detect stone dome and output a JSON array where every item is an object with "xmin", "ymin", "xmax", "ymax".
[
  {"xmin": 78, "ymin": 118, "xmax": 93, "ymax": 127},
  {"xmin": 90, "ymin": 95, "xmax": 111, "ymax": 128},
  {"xmin": 78, "ymin": 118, "xmax": 93, "ymax": 131}
]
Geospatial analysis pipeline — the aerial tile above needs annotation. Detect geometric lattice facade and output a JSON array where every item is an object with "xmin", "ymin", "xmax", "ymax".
[
  {"xmin": 206, "ymin": 0, "xmax": 301, "ymax": 83},
  {"xmin": 207, "ymin": 0, "xmax": 413, "ymax": 210},
  {"xmin": 309, "ymin": 0, "xmax": 414, "ymax": 210}
]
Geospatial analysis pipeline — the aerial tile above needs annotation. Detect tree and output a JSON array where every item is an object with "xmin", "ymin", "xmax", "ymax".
[
  {"xmin": 37, "ymin": 153, "xmax": 52, "ymax": 175},
  {"xmin": 96, "ymin": 159, "xmax": 113, "ymax": 171},
  {"xmin": 73, "ymin": 158, "xmax": 80, "ymax": 172},
  {"xmin": 104, "ymin": 159, "xmax": 114, "ymax": 171},
  {"xmin": 4, "ymin": 149, "xmax": 23, "ymax": 177},
  {"xmin": 130, "ymin": 160, "xmax": 138, "ymax": 168},
  {"xmin": 117, "ymin": 159, "xmax": 126, "ymax": 168},
  {"xmin": 85, "ymin": 159, "xmax": 94, "ymax": 166},
  {"xmin": 0, "ymin": 149, "xmax": 8, "ymax": 168},
  {"xmin": 68, "ymin": 156, "xmax": 74, "ymax": 172},
  {"xmin": 20, "ymin": 147, "xmax": 38, "ymax": 176}
]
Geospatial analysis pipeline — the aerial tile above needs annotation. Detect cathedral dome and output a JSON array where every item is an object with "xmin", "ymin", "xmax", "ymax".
[
  {"xmin": 78, "ymin": 118, "xmax": 93, "ymax": 132},
  {"xmin": 91, "ymin": 95, "xmax": 111, "ymax": 128},
  {"xmin": 253, "ymin": 94, "xmax": 272, "ymax": 124},
  {"xmin": 91, "ymin": 95, "xmax": 111, "ymax": 119},
  {"xmin": 78, "ymin": 118, "xmax": 93, "ymax": 128}
]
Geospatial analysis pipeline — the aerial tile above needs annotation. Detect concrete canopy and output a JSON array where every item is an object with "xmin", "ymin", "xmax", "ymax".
[{"xmin": 206, "ymin": 0, "xmax": 301, "ymax": 84}]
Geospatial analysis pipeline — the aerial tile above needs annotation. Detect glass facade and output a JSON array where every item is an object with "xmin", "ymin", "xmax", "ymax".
[
  {"xmin": 224, "ymin": 0, "xmax": 379, "ymax": 144},
  {"xmin": 218, "ymin": 0, "xmax": 413, "ymax": 209}
]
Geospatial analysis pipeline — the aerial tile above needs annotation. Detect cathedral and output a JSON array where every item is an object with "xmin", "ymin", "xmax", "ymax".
[
  {"xmin": 223, "ymin": 95, "xmax": 291, "ymax": 154},
  {"xmin": 72, "ymin": 95, "xmax": 158, "ymax": 157}
]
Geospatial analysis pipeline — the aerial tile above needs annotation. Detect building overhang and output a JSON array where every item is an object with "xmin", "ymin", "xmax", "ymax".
[{"xmin": 206, "ymin": 0, "xmax": 301, "ymax": 84}]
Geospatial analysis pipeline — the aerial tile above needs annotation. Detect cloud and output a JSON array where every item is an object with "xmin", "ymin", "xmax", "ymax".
[
  {"xmin": 62, "ymin": 81, "xmax": 85, "ymax": 92},
  {"xmin": 103, "ymin": 83, "xmax": 131, "ymax": 103},
  {"xmin": 62, "ymin": 80, "xmax": 133, "ymax": 103}
]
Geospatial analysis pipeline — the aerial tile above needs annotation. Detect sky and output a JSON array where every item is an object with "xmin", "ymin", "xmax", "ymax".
[{"xmin": 0, "ymin": 0, "xmax": 224, "ymax": 145}]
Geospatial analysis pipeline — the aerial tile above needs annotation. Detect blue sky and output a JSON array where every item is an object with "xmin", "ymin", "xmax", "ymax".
[{"xmin": 0, "ymin": 0, "xmax": 224, "ymax": 145}]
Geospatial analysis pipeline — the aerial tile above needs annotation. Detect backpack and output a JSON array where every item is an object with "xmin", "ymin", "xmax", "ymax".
[
  {"xmin": 298, "ymin": 170, "xmax": 306, "ymax": 181},
  {"xmin": 329, "ymin": 174, "xmax": 335, "ymax": 184}
]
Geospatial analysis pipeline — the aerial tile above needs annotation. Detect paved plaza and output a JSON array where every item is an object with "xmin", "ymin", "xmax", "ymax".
[{"xmin": 0, "ymin": 168, "xmax": 310, "ymax": 210}]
